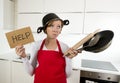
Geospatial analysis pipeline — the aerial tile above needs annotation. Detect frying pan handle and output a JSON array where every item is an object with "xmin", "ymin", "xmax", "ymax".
[{"xmin": 64, "ymin": 29, "xmax": 100, "ymax": 57}]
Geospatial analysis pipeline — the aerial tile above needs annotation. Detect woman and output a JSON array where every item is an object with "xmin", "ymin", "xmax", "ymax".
[{"xmin": 15, "ymin": 13, "xmax": 81, "ymax": 83}]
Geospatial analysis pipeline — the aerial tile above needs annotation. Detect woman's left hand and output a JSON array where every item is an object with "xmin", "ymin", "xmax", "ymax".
[{"xmin": 66, "ymin": 48, "xmax": 82, "ymax": 59}]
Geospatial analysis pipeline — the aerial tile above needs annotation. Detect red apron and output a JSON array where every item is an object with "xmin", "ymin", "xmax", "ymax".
[{"xmin": 34, "ymin": 39, "xmax": 66, "ymax": 83}]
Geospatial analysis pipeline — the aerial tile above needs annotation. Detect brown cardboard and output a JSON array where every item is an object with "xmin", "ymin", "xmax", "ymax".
[{"xmin": 5, "ymin": 27, "xmax": 34, "ymax": 48}]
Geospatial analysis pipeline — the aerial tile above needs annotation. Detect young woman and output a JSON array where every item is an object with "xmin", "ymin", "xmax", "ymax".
[{"xmin": 15, "ymin": 13, "xmax": 81, "ymax": 83}]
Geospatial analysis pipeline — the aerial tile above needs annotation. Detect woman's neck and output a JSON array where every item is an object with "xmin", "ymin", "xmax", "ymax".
[{"xmin": 45, "ymin": 38, "xmax": 57, "ymax": 50}]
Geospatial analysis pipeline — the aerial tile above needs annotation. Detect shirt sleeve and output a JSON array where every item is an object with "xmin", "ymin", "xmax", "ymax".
[
  {"xmin": 22, "ymin": 57, "xmax": 34, "ymax": 76},
  {"xmin": 59, "ymin": 41, "xmax": 72, "ymax": 78},
  {"xmin": 21, "ymin": 40, "xmax": 42, "ymax": 76},
  {"xmin": 65, "ymin": 56, "xmax": 72, "ymax": 78}
]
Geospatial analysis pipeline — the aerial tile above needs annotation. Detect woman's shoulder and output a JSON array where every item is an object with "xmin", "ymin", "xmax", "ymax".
[
  {"xmin": 59, "ymin": 41, "xmax": 68, "ymax": 47},
  {"xmin": 30, "ymin": 40, "xmax": 43, "ymax": 50},
  {"xmin": 59, "ymin": 40, "xmax": 69, "ymax": 53}
]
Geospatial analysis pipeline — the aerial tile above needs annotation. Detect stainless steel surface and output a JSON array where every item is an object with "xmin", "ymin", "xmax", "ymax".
[
  {"xmin": 80, "ymin": 70, "xmax": 120, "ymax": 82},
  {"xmin": 82, "ymin": 59, "xmax": 118, "ymax": 71}
]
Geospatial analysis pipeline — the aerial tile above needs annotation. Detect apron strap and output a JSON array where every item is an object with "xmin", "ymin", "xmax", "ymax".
[
  {"xmin": 56, "ymin": 39, "xmax": 63, "ymax": 54},
  {"xmin": 40, "ymin": 39, "xmax": 46, "ymax": 50}
]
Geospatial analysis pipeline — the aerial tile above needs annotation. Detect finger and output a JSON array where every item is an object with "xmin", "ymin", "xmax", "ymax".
[
  {"xmin": 15, "ymin": 45, "xmax": 23, "ymax": 52},
  {"xmin": 18, "ymin": 48, "xmax": 25, "ymax": 54},
  {"xmin": 76, "ymin": 49, "xmax": 82, "ymax": 53},
  {"xmin": 68, "ymin": 55, "xmax": 73, "ymax": 59},
  {"xmin": 73, "ymin": 50, "xmax": 78, "ymax": 54},
  {"xmin": 18, "ymin": 49, "xmax": 25, "ymax": 56},
  {"xmin": 16, "ymin": 47, "xmax": 25, "ymax": 56}
]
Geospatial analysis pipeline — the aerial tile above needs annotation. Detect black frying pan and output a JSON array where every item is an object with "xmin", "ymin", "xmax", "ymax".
[{"xmin": 81, "ymin": 30, "xmax": 114, "ymax": 53}]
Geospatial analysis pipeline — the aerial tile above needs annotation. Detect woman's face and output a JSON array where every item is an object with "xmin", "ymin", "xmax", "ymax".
[{"xmin": 46, "ymin": 20, "xmax": 62, "ymax": 39}]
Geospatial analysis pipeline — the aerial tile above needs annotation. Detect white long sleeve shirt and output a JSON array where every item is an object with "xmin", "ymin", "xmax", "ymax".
[{"xmin": 22, "ymin": 40, "xmax": 72, "ymax": 78}]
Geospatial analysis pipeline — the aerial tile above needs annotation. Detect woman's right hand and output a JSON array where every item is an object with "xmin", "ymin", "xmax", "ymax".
[{"xmin": 15, "ymin": 45, "xmax": 26, "ymax": 58}]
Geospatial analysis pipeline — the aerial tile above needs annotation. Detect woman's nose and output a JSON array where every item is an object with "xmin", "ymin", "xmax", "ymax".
[{"xmin": 52, "ymin": 27, "xmax": 58, "ymax": 31}]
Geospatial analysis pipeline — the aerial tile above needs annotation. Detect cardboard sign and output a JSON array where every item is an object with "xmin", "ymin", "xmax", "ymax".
[{"xmin": 5, "ymin": 27, "xmax": 34, "ymax": 48}]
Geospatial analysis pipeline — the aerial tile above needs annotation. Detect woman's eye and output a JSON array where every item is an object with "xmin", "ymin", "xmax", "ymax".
[
  {"xmin": 57, "ymin": 25, "xmax": 61, "ymax": 28},
  {"xmin": 49, "ymin": 24, "xmax": 62, "ymax": 29}
]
